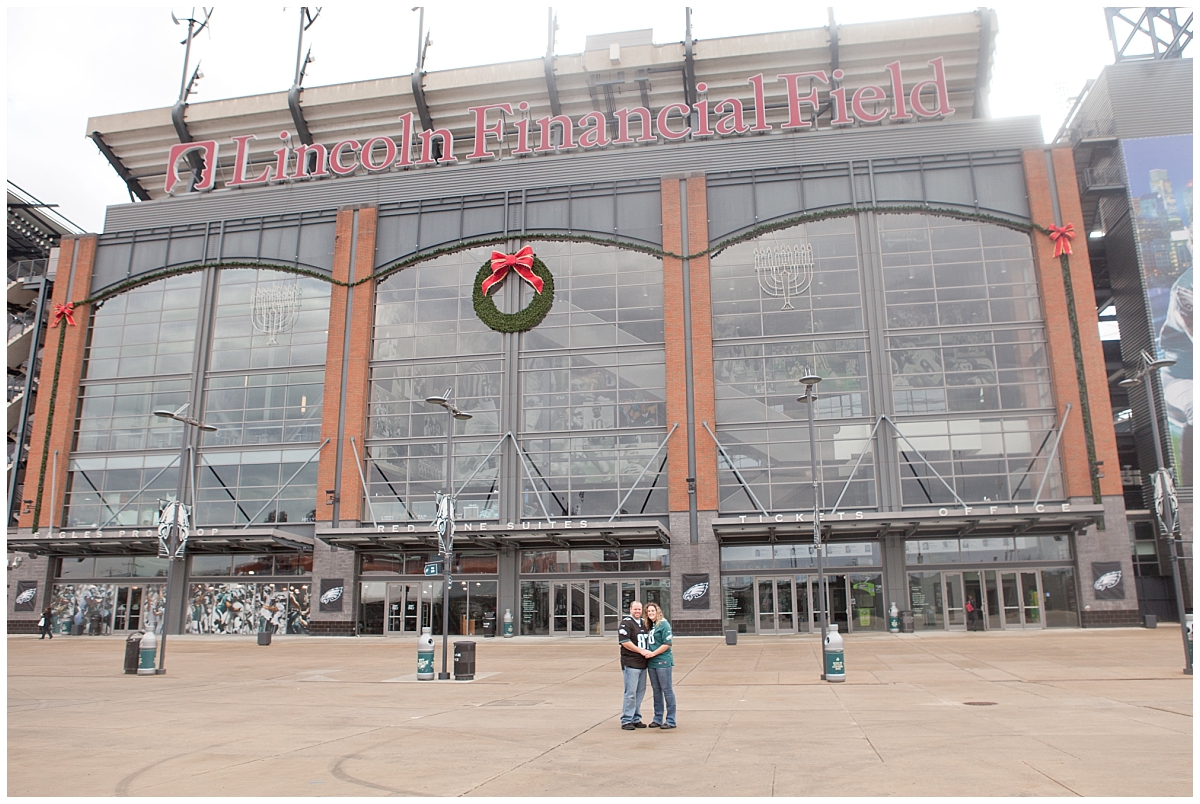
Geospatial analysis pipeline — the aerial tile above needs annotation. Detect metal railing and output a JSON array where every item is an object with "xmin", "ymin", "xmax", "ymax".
[
  {"xmin": 8, "ymin": 374, "xmax": 28, "ymax": 403},
  {"xmin": 7, "ymin": 258, "xmax": 48, "ymax": 284},
  {"xmin": 1067, "ymin": 117, "xmax": 1117, "ymax": 145},
  {"xmin": 1083, "ymin": 164, "xmax": 1126, "ymax": 190},
  {"xmin": 7, "ymin": 308, "xmax": 37, "ymax": 341}
]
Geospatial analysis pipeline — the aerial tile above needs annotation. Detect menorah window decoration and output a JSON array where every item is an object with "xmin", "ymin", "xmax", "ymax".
[
  {"xmin": 252, "ymin": 283, "xmax": 302, "ymax": 344},
  {"xmin": 754, "ymin": 242, "xmax": 814, "ymax": 310}
]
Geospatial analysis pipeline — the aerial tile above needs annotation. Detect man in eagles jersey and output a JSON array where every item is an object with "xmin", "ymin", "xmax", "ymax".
[{"xmin": 618, "ymin": 600, "xmax": 651, "ymax": 729}]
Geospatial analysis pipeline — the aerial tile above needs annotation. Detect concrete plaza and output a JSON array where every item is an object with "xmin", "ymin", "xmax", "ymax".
[{"xmin": 7, "ymin": 627, "xmax": 1193, "ymax": 797}]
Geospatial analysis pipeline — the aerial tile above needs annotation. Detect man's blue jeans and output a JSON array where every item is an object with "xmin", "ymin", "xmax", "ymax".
[
  {"xmin": 648, "ymin": 666, "xmax": 677, "ymax": 726},
  {"xmin": 621, "ymin": 665, "xmax": 647, "ymax": 725}
]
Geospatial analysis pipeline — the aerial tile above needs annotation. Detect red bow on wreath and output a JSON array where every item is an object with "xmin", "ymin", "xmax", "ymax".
[
  {"xmin": 481, "ymin": 246, "xmax": 544, "ymax": 295},
  {"xmin": 50, "ymin": 302, "xmax": 76, "ymax": 328},
  {"xmin": 1048, "ymin": 223, "xmax": 1075, "ymax": 258}
]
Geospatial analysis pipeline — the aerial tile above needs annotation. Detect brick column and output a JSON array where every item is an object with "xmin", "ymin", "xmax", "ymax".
[
  {"xmin": 315, "ymin": 209, "xmax": 357, "ymax": 524},
  {"xmin": 18, "ymin": 236, "xmax": 96, "ymax": 531},
  {"xmin": 1024, "ymin": 148, "xmax": 1137, "ymax": 626},
  {"xmin": 662, "ymin": 175, "xmax": 722, "ymax": 635},
  {"xmin": 311, "ymin": 207, "xmax": 376, "ymax": 636},
  {"xmin": 337, "ymin": 207, "xmax": 378, "ymax": 522}
]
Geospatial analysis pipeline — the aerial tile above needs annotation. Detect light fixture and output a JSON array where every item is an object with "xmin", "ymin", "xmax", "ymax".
[{"xmin": 1090, "ymin": 230, "xmax": 1105, "ymax": 239}]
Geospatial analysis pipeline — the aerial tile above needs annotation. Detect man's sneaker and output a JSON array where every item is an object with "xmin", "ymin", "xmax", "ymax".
[
  {"xmin": 648, "ymin": 722, "xmax": 661, "ymax": 728},
  {"xmin": 621, "ymin": 723, "xmax": 636, "ymax": 730},
  {"xmin": 632, "ymin": 722, "xmax": 648, "ymax": 728},
  {"xmin": 661, "ymin": 724, "xmax": 677, "ymax": 730}
]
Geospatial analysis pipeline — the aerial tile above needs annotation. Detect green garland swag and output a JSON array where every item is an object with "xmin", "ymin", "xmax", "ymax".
[{"xmin": 472, "ymin": 258, "xmax": 554, "ymax": 332}]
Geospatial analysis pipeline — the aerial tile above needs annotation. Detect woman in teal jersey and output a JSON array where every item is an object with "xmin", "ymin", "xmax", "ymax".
[{"xmin": 644, "ymin": 602, "xmax": 676, "ymax": 729}]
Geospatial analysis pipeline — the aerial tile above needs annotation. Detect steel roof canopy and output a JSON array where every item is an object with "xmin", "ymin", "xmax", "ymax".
[{"xmin": 87, "ymin": 10, "xmax": 997, "ymax": 204}]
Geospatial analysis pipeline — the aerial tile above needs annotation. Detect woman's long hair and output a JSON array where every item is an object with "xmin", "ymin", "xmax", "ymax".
[{"xmin": 645, "ymin": 602, "xmax": 668, "ymax": 632}]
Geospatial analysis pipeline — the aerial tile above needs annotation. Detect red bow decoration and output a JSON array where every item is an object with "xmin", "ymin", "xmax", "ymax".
[
  {"xmin": 481, "ymin": 246, "xmax": 544, "ymax": 295},
  {"xmin": 50, "ymin": 302, "xmax": 76, "ymax": 328},
  {"xmin": 1048, "ymin": 223, "xmax": 1075, "ymax": 258}
]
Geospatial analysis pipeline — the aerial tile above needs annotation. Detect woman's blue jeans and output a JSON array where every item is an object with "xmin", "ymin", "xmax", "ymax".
[{"xmin": 648, "ymin": 666, "xmax": 676, "ymax": 727}]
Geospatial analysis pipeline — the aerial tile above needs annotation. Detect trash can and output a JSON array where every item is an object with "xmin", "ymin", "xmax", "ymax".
[
  {"xmin": 258, "ymin": 623, "xmax": 275, "ymax": 646},
  {"xmin": 900, "ymin": 611, "xmax": 915, "ymax": 634},
  {"xmin": 1143, "ymin": 614, "xmax": 1158, "ymax": 629},
  {"xmin": 124, "ymin": 632, "xmax": 143, "ymax": 674},
  {"xmin": 725, "ymin": 629, "xmax": 737, "ymax": 646},
  {"xmin": 481, "ymin": 616, "xmax": 496, "ymax": 638},
  {"xmin": 453, "ymin": 641, "xmax": 476, "ymax": 680}
]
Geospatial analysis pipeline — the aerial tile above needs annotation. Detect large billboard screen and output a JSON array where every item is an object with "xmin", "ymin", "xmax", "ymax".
[{"xmin": 1122, "ymin": 134, "xmax": 1192, "ymax": 483}]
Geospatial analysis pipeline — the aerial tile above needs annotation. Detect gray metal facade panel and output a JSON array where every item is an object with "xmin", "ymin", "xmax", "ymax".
[
  {"xmin": 102, "ymin": 116, "xmax": 1046, "ymax": 235},
  {"xmin": 705, "ymin": 150, "xmax": 1032, "ymax": 243},
  {"xmin": 1107, "ymin": 60, "xmax": 1193, "ymax": 139}
]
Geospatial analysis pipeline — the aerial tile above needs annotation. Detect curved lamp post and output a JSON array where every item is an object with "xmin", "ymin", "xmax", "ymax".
[
  {"xmin": 424, "ymin": 387, "xmax": 472, "ymax": 680},
  {"xmin": 151, "ymin": 404, "xmax": 216, "ymax": 674},
  {"xmin": 797, "ymin": 373, "xmax": 827, "ymax": 679},
  {"xmin": 1119, "ymin": 350, "xmax": 1191, "ymax": 675}
]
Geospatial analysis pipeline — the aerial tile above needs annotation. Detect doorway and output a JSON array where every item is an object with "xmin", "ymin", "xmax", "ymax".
[
  {"xmin": 756, "ymin": 577, "xmax": 795, "ymax": 634},
  {"xmin": 113, "ymin": 586, "xmax": 143, "ymax": 632},
  {"xmin": 385, "ymin": 582, "xmax": 420, "ymax": 635}
]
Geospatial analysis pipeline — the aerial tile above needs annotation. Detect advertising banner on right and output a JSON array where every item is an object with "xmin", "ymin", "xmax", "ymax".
[{"xmin": 1122, "ymin": 134, "xmax": 1193, "ymax": 483}]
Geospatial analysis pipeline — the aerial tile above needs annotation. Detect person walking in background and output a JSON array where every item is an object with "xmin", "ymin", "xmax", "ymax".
[
  {"xmin": 39, "ymin": 605, "xmax": 53, "ymax": 639},
  {"xmin": 618, "ymin": 600, "xmax": 650, "ymax": 730},
  {"xmin": 644, "ymin": 602, "xmax": 676, "ymax": 729}
]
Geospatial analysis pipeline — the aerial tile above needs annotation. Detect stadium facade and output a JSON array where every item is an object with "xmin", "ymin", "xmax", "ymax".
[{"xmin": 7, "ymin": 11, "xmax": 1141, "ymax": 638}]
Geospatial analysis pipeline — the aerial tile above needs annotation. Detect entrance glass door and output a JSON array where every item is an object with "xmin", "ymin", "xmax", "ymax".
[
  {"xmin": 944, "ymin": 573, "xmax": 966, "ymax": 630},
  {"xmin": 113, "ymin": 586, "xmax": 142, "ymax": 632},
  {"xmin": 552, "ymin": 581, "xmax": 588, "ymax": 636},
  {"xmin": 755, "ymin": 578, "xmax": 795, "ymax": 634},
  {"xmin": 601, "ymin": 580, "xmax": 638, "ymax": 636},
  {"xmin": 795, "ymin": 576, "xmax": 812, "ymax": 633},
  {"xmin": 999, "ymin": 571, "xmax": 1044, "ymax": 628},
  {"xmin": 823, "ymin": 575, "xmax": 850, "ymax": 632},
  {"xmin": 386, "ymin": 583, "xmax": 419, "ymax": 635},
  {"xmin": 963, "ymin": 571, "xmax": 985, "ymax": 631},
  {"xmin": 1020, "ymin": 572, "xmax": 1043, "ymax": 627}
]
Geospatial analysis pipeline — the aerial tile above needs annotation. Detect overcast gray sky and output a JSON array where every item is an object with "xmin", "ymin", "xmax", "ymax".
[{"xmin": 8, "ymin": 2, "xmax": 1123, "ymax": 232}]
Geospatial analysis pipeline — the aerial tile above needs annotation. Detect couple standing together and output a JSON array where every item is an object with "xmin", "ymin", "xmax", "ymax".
[{"xmin": 618, "ymin": 600, "xmax": 677, "ymax": 730}]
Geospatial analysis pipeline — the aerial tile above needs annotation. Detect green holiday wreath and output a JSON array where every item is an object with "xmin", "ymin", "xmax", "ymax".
[{"xmin": 472, "ymin": 257, "xmax": 555, "ymax": 333}]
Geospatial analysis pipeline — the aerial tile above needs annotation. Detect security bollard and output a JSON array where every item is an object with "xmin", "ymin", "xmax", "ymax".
[
  {"xmin": 137, "ymin": 631, "xmax": 158, "ymax": 675},
  {"xmin": 888, "ymin": 602, "xmax": 900, "ymax": 633},
  {"xmin": 502, "ymin": 608, "xmax": 514, "ymax": 638},
  {"xmin": 417, "ymin": 626, "xmax": 435, "ymax": 680},
  {"xmin": 1186, "ymin": 613, "xmax": 1193, "ymax": 669},
  {"xmin": 824, "ymin": 624, "xmax": 845, "ymax": 682}
]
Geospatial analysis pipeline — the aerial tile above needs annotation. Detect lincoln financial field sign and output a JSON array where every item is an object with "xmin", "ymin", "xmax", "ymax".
[{"xmin": 164, "ymin": 58, "xmax": 957, "ymax": 193}]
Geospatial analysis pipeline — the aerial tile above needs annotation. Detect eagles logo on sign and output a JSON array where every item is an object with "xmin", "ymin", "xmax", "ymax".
[
  {"xmin": 681, "ymin": 573, "xmax": 711, "ymax": 610},
  {"xmin": 1091, "ymin": 562, "xmax": 1126, "ymax": 600},
  {"xmin": 15, "ymin": 588, "xmax": 36, "ymax": 605},
  {"xmin": 319, "ymin": 578, "xmax": 346, "ymax": 612}
]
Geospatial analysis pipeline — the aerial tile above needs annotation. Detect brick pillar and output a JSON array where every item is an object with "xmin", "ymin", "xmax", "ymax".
[
  {"xmin": 1024, "ymin": 148, "xmax": 1137, "ymax": 626},
  {"xmin": 18, "ymin": 236, "xmax": 96, "ymax": 531},
  {"xmin": 311, "ymin": 207, "xmax": 376, "ymax": 635},
  {"xmin": 338, "ymin": 207, "xmax": 377, "ymax": 523},
  {"xmin": 662, "ymin": 175, "xmax": 722, "ymax": 635},
  {"xmin": 315, "ymin": 209, "xmax": 357, "ymax": 524}
]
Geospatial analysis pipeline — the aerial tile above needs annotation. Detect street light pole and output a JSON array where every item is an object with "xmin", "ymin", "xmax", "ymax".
[
  {"xmin": 152, "ymin": 404, "xmax": 216, "ymax": 675},
  {"xmin": 798, "ymin": 373, "xmax": 826, "ymax": 679},
  {"xmin": 1120, "ymin": 350, "xmax": 1191, "ymax": 675},
  {"xmin": 425, "ymin": 387, "xmax": 472, "ymax": 681}
]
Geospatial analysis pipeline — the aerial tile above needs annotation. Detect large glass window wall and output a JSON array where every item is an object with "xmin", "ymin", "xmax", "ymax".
[
  {"xmin": 366, "ymin": 241, "xmax": 667, "ymax": 523},
  {"xmin": 710, "ymin": 212, "xmax": 1064, "ymax": 515},
  {"xmin": 710, "ymin": 219, "xmax": 874, "ymax": 514},
  {"xmin": 81, "ymin": 273, "xmax": 202, "ymax": 380},
  {"xmin": 67, "ymin": 268, "xmax": 331, "ymax": 529}
]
